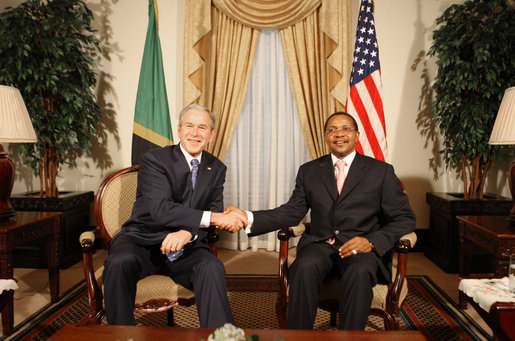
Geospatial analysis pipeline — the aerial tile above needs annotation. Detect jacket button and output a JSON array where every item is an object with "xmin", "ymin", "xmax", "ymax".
[{"xmin": 334, "ymin": 230, "xmax": 339, "ymax": 235}]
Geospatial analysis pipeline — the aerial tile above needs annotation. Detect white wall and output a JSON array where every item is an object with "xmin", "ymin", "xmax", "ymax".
[{"xmin": 7, "ymin": 0, "xmax": 512, "ymax": 229}]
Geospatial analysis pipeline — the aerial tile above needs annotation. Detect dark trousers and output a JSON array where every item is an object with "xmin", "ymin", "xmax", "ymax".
[
  {"xmin": 103, "ymin": 233, "xmax": 234, "ymax": 328},
  {"xmin": 287, "ymin": 242, "xmax": 378, "ymax": 330}
]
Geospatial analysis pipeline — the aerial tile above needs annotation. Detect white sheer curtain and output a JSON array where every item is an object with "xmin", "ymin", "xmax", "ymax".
[{"xmin": 220, "ymin": 30, "xmax": 310, "ymax": 251}]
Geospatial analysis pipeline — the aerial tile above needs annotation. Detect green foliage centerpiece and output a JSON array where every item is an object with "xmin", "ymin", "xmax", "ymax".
[
  {"xmin": 0, "ymin": 0, "xmax": 101, "ymax": 197},
  {"xmin": 428, "ymin": 0, "xmax": 515, "ymax": 199}
]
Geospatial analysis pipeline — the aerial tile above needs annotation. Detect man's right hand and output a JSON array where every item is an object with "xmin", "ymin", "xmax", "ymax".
[
  {"xmin": 211, "ymin": 210, "xmax": 247, "ymax": 233},
  {"xmin": 225, "ymin": 206, "xmax": 247, "ymax": 220}
]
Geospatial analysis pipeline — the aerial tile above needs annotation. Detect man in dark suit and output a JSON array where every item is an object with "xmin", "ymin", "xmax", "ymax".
[
  {"xmin": 226, "ymin": 112, "xmax": 416, "ymax": 330},
  {"xmin": 103, "ymin": 104, "xmax": 246, "ymax": 327}
]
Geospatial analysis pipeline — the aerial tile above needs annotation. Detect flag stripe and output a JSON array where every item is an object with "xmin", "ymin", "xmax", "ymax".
[
  {"xmin": 369, "ymin": 71, "xmax": 386, "ymax": 128},
  {"xmin": 350, "ymin": 84, "xmax": 384, "ymax": 161},
  {"xmin": 363, "ymin": 73, "xmax": 387, "ymax": 158},
  {"xmin": 133, "ymin": 122, "xmax": 173, "ymax": 147},
  {"xmin": 346, "ymin": 99, "xmax": 372, "ymax": 157},
  {"xmin": 345, "ymin": 0, "xmax": 387, "ymax": 162},
  {"xmin": 364, "ymin": 73, "xmax": 385, "ymax": 130}
]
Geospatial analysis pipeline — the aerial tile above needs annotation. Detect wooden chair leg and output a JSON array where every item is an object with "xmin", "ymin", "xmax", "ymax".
[
  {"xmin": 167, "ymin": 308, "xmax": 174, "ymax": 326},
  {"xmin": 383, "ymin": 313, "xmax": 398, "ymax": 330},
  {"xmin": 330, "ymin": 311, "xmax": 337, "ymax": 327},
  {"xmin": 275, "ymin": 296, "xmax": 288, "ymax": 329}
]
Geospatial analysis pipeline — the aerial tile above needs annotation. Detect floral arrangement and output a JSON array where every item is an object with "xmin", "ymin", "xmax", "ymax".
[
  {"xmin": 206, "ymin": 323, "xmax": 248, "ymax": 341},
  {"xmin": 204, "ymin": 323, "xmax": 286, "ymax": 341}
]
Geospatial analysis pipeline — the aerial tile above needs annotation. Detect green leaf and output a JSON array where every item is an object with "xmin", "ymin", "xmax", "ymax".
[
  {"xmin": 427, "ymin": 0, "xmax": 515, "ymax": 197},
  {"xmin": 0, "ymin": 0, "xmax": 102, "ymax": 195}
]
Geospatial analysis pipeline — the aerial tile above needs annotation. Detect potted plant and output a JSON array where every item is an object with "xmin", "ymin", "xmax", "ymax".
[
  {"xmin": 424, "ymin": 0, "xmax": 515, "ymax": 273},
  {"xmin": 0, "ymin": 0, "xmax": 101, "ymax": 268}
]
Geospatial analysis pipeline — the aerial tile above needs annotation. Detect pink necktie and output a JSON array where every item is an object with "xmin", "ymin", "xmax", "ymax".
[{"xmin": 335, "ymin": 160, "xmax": 347, "ymax": 194}]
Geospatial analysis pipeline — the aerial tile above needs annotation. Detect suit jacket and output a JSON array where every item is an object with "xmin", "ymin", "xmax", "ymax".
[
  {"xmin": 120, "ymin": 145, "xmax": 226, "ymax": 248},
  {"xmin": 251, "ymin": 152, "xmax": 416, "ymax": 283}
]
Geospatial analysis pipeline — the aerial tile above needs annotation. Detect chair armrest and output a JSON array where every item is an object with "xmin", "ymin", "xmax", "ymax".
[
  {"xmin": 207, "ymin": 226, "xmax": 219, "ymax": 243},
  {"xmin": 277, "ymin": 228, "xmax": 293, "ymax": 328},
  {"xmin": 276, "ymin": 223, "xmax": 308, "ymax": 328},
  {"xmin": 278, "ymin": 222, "xmax": 307, "ymax": 241},
  {"xmin": 79, "ymin": 231, "xmax": 103, "ymax": 323},
  {"xmin": 386, "ymin": 232, "xmax": 416, "ymax": 316},
  {"xmin": 396, "ymin": 231, "xmax": 417, "ymax": 254},
  {"xmin": 207, "ymin": 227, "xmax": 219, "ymax": 257},
  {"xmin": 80, "ymin": 231, "xmax": 96, "ymax": 253},
  {"xmin": 278, "ymin": 223, "xmax": 308, "ymax": 282},
  {"xmin": 277, "ymin": 228, "xmax": 295, "ymax": 241},
  {"xmin": 277, "ymin": 224, "xmax": 305, "ymax": 283}
]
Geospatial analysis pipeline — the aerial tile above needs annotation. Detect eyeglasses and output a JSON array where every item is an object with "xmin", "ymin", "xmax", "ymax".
[{"xmin": 325, "ymin": 127, "xmax": 356, "ymax": 135}]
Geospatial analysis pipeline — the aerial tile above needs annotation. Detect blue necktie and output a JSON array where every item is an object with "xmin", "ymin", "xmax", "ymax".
[
  {"xmin": 166, "ymin": 159, "xmax": 200, "ymax": 262},
  {"xmin": 191, "ymin": 158, "xmax": 199, "ymax": 190}
]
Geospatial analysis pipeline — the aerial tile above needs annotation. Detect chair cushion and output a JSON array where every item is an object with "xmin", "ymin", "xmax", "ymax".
[
  {"xmin": 135, "ymin": 275, "xmax": 194, "ymax": 304},
  {"xmin": 95, "ymin": 266, "xmax": 194, "ymax": 305}
]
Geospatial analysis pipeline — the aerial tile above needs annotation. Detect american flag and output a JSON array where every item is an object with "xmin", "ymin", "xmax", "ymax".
[{"xmin": 345, "ymin": 0, "xmax": 387, "ymax": 162}]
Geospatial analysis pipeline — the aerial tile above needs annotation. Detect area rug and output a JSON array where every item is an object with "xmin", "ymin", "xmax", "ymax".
[{"xmin": 6, "ymin": 275, "xmax": 489, "ymax": 341}]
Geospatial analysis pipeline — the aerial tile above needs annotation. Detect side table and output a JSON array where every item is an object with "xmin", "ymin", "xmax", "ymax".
[
  {"xmin": 0, "ymin": 211, "xmax": 61, "ymax": 335},
  {"xmin": 457, "ymin": 215, "xmax": 515, "ymax": 277},
  {"xmin": 459, "ymin": 280, "xmax": 515, "ymax": 341}
]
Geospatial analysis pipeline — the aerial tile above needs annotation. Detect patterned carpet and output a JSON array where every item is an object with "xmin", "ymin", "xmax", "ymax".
[{"xmin": 7, "ymin": 275, "xmax": 489, "ymax": 341}]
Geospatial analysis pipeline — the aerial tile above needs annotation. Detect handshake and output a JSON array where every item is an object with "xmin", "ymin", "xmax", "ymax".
[{"xmin": 211, "ymin": 206, "xmax": 248, "ymax": 233}]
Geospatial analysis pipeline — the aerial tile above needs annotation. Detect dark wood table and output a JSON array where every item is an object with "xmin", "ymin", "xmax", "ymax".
[
  {"xmin": 0, "ymin": 211, "xmax": 61, "ymax": 335},
  {"xmin": 459, "ymin": 285, "xmax": 515, "ymax": 341},
  {"xmin": 49, "ymin": 325, "xmax": 427, "ymax": 340},
  {"xmin": 457, "ymin": 215, "xmax": 515, "ymax": 277}
]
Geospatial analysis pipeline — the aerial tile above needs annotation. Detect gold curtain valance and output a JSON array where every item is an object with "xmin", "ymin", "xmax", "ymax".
[
  {"xmin": 212, "ymin": 0, "xmax": 321, "ymax": 29},
  {"xmin": 184, "ymin": 0, "xmax": 351, "ymax": 161}
]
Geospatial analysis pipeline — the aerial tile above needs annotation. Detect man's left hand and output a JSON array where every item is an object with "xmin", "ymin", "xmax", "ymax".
[
  {"xmin": 338, "ymin": 236, "xmax": 373, "ymax": 258},
  {"xmin": 161, "ymin": 230, "xmax": 193, "ymax": 254}
]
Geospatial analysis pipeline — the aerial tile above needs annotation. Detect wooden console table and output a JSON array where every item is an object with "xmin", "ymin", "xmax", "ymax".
[
  {"xmin": 457, "ymin": 215, "xmax": 515, "ymax": 277},
  {"xmin": 0, "ymin": 211, "xmax": 61, "ymax": 335},
  {"xmin": 49, "ymin": 325, "xmax": 427, "ymax": 340}
]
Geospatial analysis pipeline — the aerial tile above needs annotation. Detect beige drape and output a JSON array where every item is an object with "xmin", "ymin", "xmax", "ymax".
[{"xmin": 184, "ymin": 0, "xmax": 351, "ymax": 160}]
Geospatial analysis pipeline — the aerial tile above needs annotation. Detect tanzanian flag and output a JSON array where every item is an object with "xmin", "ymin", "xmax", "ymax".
[{"xmin": 131, "ymin": 0, "xmax": 173, "ymax": 165}]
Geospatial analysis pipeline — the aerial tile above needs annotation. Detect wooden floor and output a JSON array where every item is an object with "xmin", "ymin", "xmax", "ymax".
[{"xmin": 7, "ymin": 249, "xmax": 492, "ymax": 338}]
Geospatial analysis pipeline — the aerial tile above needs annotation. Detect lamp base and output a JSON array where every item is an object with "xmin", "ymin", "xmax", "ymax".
[
  {"xmin": 0, "ymin": 209, "xmax": 15, "ymax": 222},
  {"xmin": 0, "ymin": 143, "xmax": 15, "ymax": 222}
]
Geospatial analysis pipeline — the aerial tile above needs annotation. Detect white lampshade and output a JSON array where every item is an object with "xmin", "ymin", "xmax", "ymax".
[
  {"xmin": 489, "ymin": 86, "xmax": 515, "ymax": 145},
  {"xmin": 0, "ymin": 85, "xmax": 37, "ymax": 143}
]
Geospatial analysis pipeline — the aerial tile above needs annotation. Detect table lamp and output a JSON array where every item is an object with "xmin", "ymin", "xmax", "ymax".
[
  {"xmin": 489, "ymin": 86, "xmax": 515, "ymax": 224},
  {"xmin": 0, "ymin": 85, "xmax": 37, "ymax": 221}
]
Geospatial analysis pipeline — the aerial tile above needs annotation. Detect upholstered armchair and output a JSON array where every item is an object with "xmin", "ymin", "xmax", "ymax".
[
  {"xmin": 79, "ymin": 165, "xmax": 218, "ymax": 325},
  {"xmin": 276, "ymin": 223, "xmax": 416, "ymax": 329}
]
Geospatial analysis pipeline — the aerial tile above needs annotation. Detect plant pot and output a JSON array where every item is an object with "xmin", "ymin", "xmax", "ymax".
[
  {"xmin": 10, "ymin": 191, "xmax": 94, "ymax": 269},
  {"xmin": 425, "ymin": 192, "xmax": 513, "ymax": 273}
]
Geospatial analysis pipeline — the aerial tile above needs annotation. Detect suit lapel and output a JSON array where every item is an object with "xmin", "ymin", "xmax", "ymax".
[
  {"xmin": 191, "ymin": 152, "xmax": 216, "ymax": 204},
  {"xmin": 317, "ymin": 156, "xmax": 339, "ymax": 201},
  {"xmin": 169, "ymin": 145, "xmax": 195, "ymax": 204},
  {"xmin": 338, "ymin": 153, "xmax": 366, "ymax": 200},
  {"xmin": 171, "ymin": 145, "xmax": 189, "ymax": 170}
]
